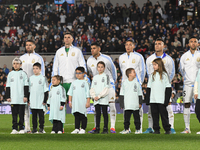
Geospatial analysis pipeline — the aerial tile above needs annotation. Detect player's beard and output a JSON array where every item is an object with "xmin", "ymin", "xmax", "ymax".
[{"xmin": 190, "ymin": 46, "xmax": 197, "ymax": 51}]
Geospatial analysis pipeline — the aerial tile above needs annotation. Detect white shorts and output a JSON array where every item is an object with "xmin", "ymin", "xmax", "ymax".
[
  {"xmin": 183, "ymin": 85, "xmax": 194, "ymax": 103},
  {"xmin": 109, "ymin": 87, "xmax": 115, "ymax": 102}
]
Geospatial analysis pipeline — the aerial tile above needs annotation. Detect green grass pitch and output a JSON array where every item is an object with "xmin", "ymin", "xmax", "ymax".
[{"xmin": 0, "ymin": 113, "xmax": 200, "ymax": 150}]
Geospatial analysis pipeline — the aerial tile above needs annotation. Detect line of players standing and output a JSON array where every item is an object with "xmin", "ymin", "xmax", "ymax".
[{"xmin": 20, "ymin": 32, "xmax": 200, "ymax": 134}]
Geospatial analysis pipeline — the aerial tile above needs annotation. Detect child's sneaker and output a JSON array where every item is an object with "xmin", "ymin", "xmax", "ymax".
[
  {"xmin": 135, "ymin": 130, "xmax": 141, "ymax": 134},
  {"xmin": 58, "ymin": 131, "xmax": 62, "ymax": 134},
  {"xmin": 10, "ymin": 129, "xmax": 18, "ymax": 134},
  {"xmin": 110, "ymin": 128, "xmax": 116, "ymax": 133},
  {"xmin": 51, "ymin": 131, "xmax": 55, "ymax": 134},
  {"xmin": 101, "ymin": 128, "xmax": 108, "ymax": 134},
  {"xmin": 18, "ymin": 130, "xmax": 25, "ymax": 134},
  {"xmin": 88, "ymin": 127, "xmax": 96, "ymax": 133},
  {"xmin": 120, "ymin": 130, "xmax": 129, "ymax": 134},
  {"xmin": 79, "ymin": 129, "xmax": 85, "ymax": 134},
  {"xmin": 171, "ymin": 128, "xmax": 176, "ymax": 134},
  {"xmin": 32, "ymin": 129, "xmax": 38, "ymax": 134},
  {"xmin": 143, "ymin": 127, "xmax": 154, "ymax": 134},
  {"xmin": 120, "ymin": 128, "xmax": 131, "ymax": 133},
  {"xmin": 71, "ymin": 129, "xmax": 79, "ymax": 134},
  {"xmin": 181, "ymin": 128, "xmax": 191, "ymax": 134},
  {"xmin": 38, "ymin": 129, "xmax": 43, "ymax": 134}
]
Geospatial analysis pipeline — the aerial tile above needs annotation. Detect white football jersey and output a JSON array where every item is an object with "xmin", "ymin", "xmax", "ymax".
[
  {"xmin": 180, "ymin": 50, "xmax": 200, "ymax": 86},
  {"xmin": 87, "ymin": 53, "xmax": 117, "ymax": 85},
  {"xmin": 119, "ymin": 51, "xmax": 146, "ymax": 84},
  {"xmin": 146, "ymin": 52, "xmax": 175, "ymax": 82}
]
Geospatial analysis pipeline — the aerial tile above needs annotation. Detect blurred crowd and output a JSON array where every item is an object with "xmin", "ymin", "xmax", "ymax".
[{"xmin": 0, "ymin": 0, "xmax": 200, "ymax": 103}]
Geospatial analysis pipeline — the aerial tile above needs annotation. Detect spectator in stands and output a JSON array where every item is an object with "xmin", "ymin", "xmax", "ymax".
[{"xmin": 2, "ymin": 64, "xmax": 9, "ymax": 75}]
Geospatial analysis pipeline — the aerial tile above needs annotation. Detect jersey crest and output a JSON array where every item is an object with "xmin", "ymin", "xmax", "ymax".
[
  {"xmin": 81, "ymin": 82, "xmax": 85, "ymax": 88},
  {"xmin": 91, "ymin": 64, "xmax": 94, "ymax": 67},
  {"xmin": 186, "ymin": 58, "xmax": 189, "ymax": 61},
  {"xmin": 197, "ymin": 57, "xmax": 200, "ymax": 62},
  {"xmin": 57, "ymin": 90, "xmax": 60, "ymax": 95},
  {"xmin": 73, "ymin": 86, "xmax": 76, "ymax": 90},
  {"xmin": 71, "ymin": 52, "xmax": 75, "ymax": 56},
  {"xmin": 11, "ymin": 77, "xmax": 14, "ymax": 82},
  {"xmin": 122, "ymin": 61, "xmax": 125, "ymax": 63},
  {"xmin": 20, "ymin": 74, "xmax": 23, "ymax": 80},
  {"xmin": 132, "ymin": 59, "xmax": 135, "ymax": 64},
  {"xmin": 162, "ymin": 59, "xmax": 166, "ymax": 64},
  {"xmin": 134, "ymin": 83, "xmax": 137, "ymax": 92},
  {"xmin": 32, "ymin": 59, "xmax": 35, "ymax": 63},
  {"xmin": 39, "ymin": 79, "xmax": 42, "ymax": 84},
  {"xmin": 60, "ymin": 53, "xmax": 64, "ymax": 56}
]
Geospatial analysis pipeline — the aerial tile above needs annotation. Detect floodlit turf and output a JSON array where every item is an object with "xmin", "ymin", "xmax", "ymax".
[{"xmin": 0, "ymin": 113, "xmax": 200, "ymax": 150}]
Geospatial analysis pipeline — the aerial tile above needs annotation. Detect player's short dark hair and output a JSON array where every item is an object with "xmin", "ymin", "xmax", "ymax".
[
  {"xmin": 75, "ymin": 66, "xmax": 85, "ymax": 73},
  {"xmin": 91, "ymin": 42, "xmax": 100, "ymax": 47},
  {"xmin": 189, "ymin": 36, "xmax": 198, "ymax": 40},
  {"xmin": 33, "ymin": 62, "xmax": 41, "ymax": 69},
  {"xmin": 64, "ymin": 32, "xmax": 73, "ymax": 37},
  {"xmin": 26, "ymin": 40, "xmax": 35, "ymax": 45},
  {"xmin": 126, "ymin": 68, "xmax": 135, "ymax": 78},
  {"xmin": 155, "ymin": 38, "xmax": 164, "ymax": 43},
  {"xmin": 97, "ymin": 61, "xmax": 105, "ymax": 68},
  {"xmin": 125, "ymin": 39, "xmax": 135, "ymax": 45}
]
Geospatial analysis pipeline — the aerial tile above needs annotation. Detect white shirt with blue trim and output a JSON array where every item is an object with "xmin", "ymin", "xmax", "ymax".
[
  {"xmin": 52, "ymin": 45, "xmax": 87, "ymax": 83},
  {"xmin": 180, "ymin": 50, "xmax": 200, "ymax": 86},
  {"xmin": 20, "ymin": 52, "xmax": 45, "ymax": 77},
  {"xmin": 87, "ymin": 53, "xmax": 117, "ymax": 85},
  {"xmin": 146, "ymin": 52, "xmax": 175, "ymax": 82},
  {"xmin": 119, "ymin": 51, "xmax": 146, "ymax": 84}
]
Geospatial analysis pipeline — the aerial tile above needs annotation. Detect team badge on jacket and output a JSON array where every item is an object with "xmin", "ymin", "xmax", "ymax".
[
  {"xmin": 132, "ymin": 59, "xmax": 135, "ymax": 63},
  {"xmin": 72, "ymin": 52, "xmax": 75, "ymax": 56},
  {"xmin": 73, "ymin": 86, "xmax": 76, "ymax": 90},
  {"xmin": 197, "ymin": 57, "xmax": 200, "ymax": 62},
  {"xmin": 20, "ymin": 74, "xmax": 23, "ymax": 79},
  {"xmin": 81, "ymin": 83, "xmax": 85, "ymax": 88},
  {"xmin": 39, "ymin": 79, "xmax": 42, "ymax": 84},
  {"xmin": 134, "ymin": 84, "xmax": 137, "ymax": 92},
  {"xmin": 32, "ymin": 59, "xmax": 35, "ymax": 63},
  {"xmin": 102, "ymin": 77, "xmax": 105, "ymax": 82},
  {"xmin": 57, "ymin": 90, "xmax": 60, "ymax": 95},
  {"xmin": 11, "ymin": 77, "xmax": 14, "ymax": 82}
]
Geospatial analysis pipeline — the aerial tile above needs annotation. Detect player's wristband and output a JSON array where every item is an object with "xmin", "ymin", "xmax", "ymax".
[{"xmin": 69, "ymin": 101, "xmax": 71, "ymax": 104}]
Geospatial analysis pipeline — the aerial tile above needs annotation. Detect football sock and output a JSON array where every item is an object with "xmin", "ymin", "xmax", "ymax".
[
  {"xmin": 184, "ymin": 107, "xmax": 190, "ymax": 130},
  {"xmin": 109, "ymin": 103, "xmax": 116, "ymax": 129},
  {"xmin": 167, "ymin": 105, "xmax": 174, "ymax": 129},
  {"xmin": 139, "ymin": 107, "xmax": 143, "ymax": 131},
  {"xmin": 148, "ymin": 106, "xmax": 153, "ymax": 129}
]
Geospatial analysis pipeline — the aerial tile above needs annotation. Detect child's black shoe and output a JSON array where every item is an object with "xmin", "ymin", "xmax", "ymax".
[
  {"xmin": 101, "ymin": 128, "xmax": 108, "ymax": 134},
  {"xmin": 152, "ymin": 130, "xmax": 160, "ymax": 134},
  {"xmin": 165, "ymin": 131, "xmax": 171, "ymax": 134}
]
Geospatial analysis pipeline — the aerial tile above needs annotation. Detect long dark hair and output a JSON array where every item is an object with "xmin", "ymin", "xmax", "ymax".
[{"xmin": 152, "ymin": 58, "xmax": 168, "ymax": 81}]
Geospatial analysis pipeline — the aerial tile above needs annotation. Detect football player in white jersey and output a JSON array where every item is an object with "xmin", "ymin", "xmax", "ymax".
[
  {"xmin": 179, "ymin": 36, "xmax": 200, "ymax": 133},
  {"xmin": 20, "ymin": 40, "xmax": 45, "ymax": 133},
  {"xmin": 145, "ymin": 38, "xmax": 175, "ymax": 134},
  {"xmin": 87, "ymin": 42, "xmax": 117, "ymax": 133},
  {"xmin": 119, "ymin": 40, "xmax": 146, "ymax": 133}
]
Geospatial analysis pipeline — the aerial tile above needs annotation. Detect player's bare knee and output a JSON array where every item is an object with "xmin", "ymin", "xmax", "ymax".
[{"xmin": 184, "ymin": 103, "xmax": 190, "ymax": 108}]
